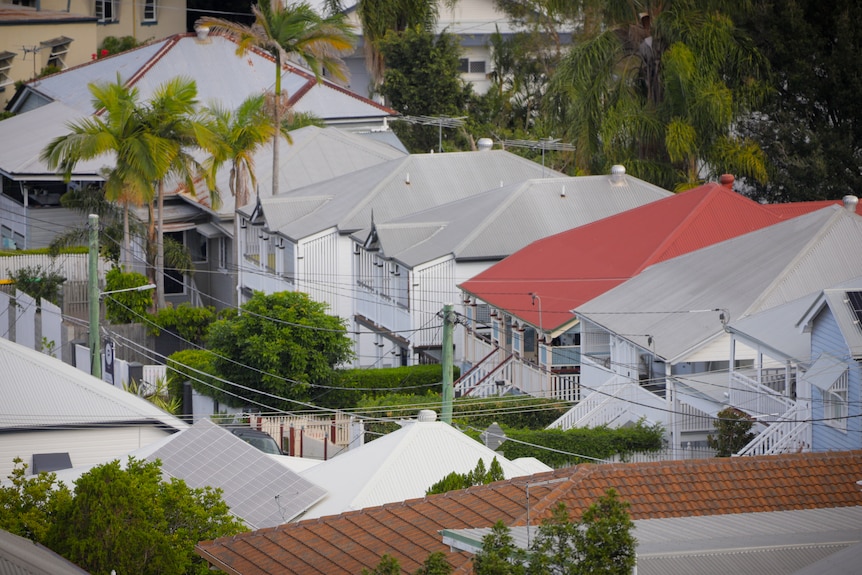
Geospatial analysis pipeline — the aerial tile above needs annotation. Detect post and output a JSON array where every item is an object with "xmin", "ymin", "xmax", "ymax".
[
  {"xmin": 441, "ymin": 303, "xmax": 455, "ymax": 424},
  {"xmin": 88, "ymin": 214, "xmax": 101, "ymax": 379}
]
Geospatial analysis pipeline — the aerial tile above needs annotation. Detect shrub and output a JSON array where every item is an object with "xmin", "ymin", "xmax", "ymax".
[
  {"xmin": 148, "ymin": 302, "xmax": 217, "ymax": 345},
  {"xmin": 9, "ymin": 265, "xmax": 65, "ymax": 306},
  {"xmin": 103, "ymin": 267, "xmax": 152, "ymax": 324}
]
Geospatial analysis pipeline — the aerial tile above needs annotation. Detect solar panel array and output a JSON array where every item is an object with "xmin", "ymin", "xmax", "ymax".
[{"xmin": 149, "ymin": 420, "xmax": 326, "ymax": 529}]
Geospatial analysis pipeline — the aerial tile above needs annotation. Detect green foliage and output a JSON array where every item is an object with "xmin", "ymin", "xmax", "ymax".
[
  {"xmin": 414, "ymin": 551, "xmax": 453, "ymax": 575},
  {"xmin": 496, "ymin": 422, "xmax": 665, "ymax": 468},
  {"xmin": 44, "ymin": 457, "xmax": 245, "ymax": 575},
  {"xmin": 379, "ymin": 27, "xmax": 472, "ymax": 152},
  {"xmin": 474, "ymin": 491, "xmax": 636, "ymax": 575},
  {"xmin": 104, "ymin": 267, "xmax": 153, "ymax": 324},
  {"xmin": 124, "ymin": 377, "xmax": 182, "ymax": 414},
  {"xmin": 362, "ymin": 553, "xmax": 402, "ymax": 575},
  {"xmin": 206, "ymin": 291, "xmax": 354, "ymax": 409},
  {"xmin": 427, "ymin": 457, "xmax": 505, "ymax": 495},
  {"xmin": 573, "ymin": 489, "xmax": 637, "ymax": 574},
  {"xmin": 9, "ymin": 265, "xmax": 65, "ymax": 306},
  {"xmin": 315, "ymin": 364, "xmax": 460, "ymax": 409},
  {"xmin": 148, "ymin": 302, "xmax": 217, "ymax": 344},
  {"xmin": 0, "ymin": 458, "xmax": 70, "ymax": 542},
  {"xmin": 707, "ymin": 407, "xmax": 755, "ymax": 457},
  {"xmin": 166, "ymin": 348, "xmax": 220, "ymax": 402},
  {"xmin": 473, "ymin": 520, "xmax": 527, "ymax": 575},
  {"xmin": 38, "ymin": 65, "xmax": 62, "ymax": 78},
  {"xmin": 100, "ymin": 35, "xmax": 140, "ymax": 56}
]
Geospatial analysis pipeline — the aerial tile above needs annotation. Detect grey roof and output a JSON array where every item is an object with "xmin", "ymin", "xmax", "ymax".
[
  {"xmin": 444, "ymin": 506, "xmax": 862, "ymax": 575},
  {"xmin": 0, "ymin": 529, "xmax": 91, "ymax": 575},
  {"xmin": 0, "ymin": 34, "xmax": 397, "ymax": 182},
  {"xmin": 257, "ymin": 150, "xmax": 567, "ymax": 241},
  {"xmin": 575, "ymin": 205, "xmax": 862, "ymax": 363},
  {"xmin": 791, "ymin": 540, "xmax": 862, "ymax": 575},
  {"xmin": 147, "ymin": 419, "xmax": 326, "ymax": 529},
  {"xmin": 351, "ymin": 175, "xmax": 672, "ymax": 268},
  {"xmin": 810, "ymin": 288, "xmax": 862, "ymax": 359},
  {"xmin": 0, "ymin": 337, "xmax": 187, "ymax": 432}
]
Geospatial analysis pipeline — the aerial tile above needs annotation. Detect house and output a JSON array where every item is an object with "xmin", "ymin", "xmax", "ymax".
[
  {"xmin": 0, "ymin": 30, "xmax": 399, "ymax": 307},
  {"xmin": 237, "ymin": 148, "xmax": 568, "ymax": 366},
  {"xmin": 334, "ymin": 0, "xmax": 572, "ymax": 98},
  {"xmin": 457, "ymin": 177, "xmax": 823, "ymax": 401},
  {"xmin": 570, "ymin": 200, "xmax": 862, "ymax": 454},
  {"xmin": 195, "ymin": 450, "xmax": 862, "ymax": 575},
  {"xmin": 0, "ymin": 529, "xmax": 92, "ymax": 575},
  {"xmin": 0, "ymin": 0, "xmax": 187, "ymax": 110},
  {"xmin": 347, "ymin": 166, "xmax": 670, "ymax": 366},
  {"xmin": 0, "ymin": 336, "xmax": 187, "ymax": 478},
  {"xmin": 721, "ymin": 277, "xmax": 862, "ymax": 457},
  {"xmin": 297, "ymin": 409, "xmax": 551, "ymax": 519}
]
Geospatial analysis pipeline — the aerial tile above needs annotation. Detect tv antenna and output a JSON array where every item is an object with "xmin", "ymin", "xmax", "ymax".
[
  {"xmin": 395, "ymin": 115, "xmax": 467, "ymax": 153},
  {"xmin": 502, "ymin": 138, "xmax": 575, "ymax": 177},
  {"xmin": 20, "ymin": 44, "xmax": 46, "ymax": 78}
]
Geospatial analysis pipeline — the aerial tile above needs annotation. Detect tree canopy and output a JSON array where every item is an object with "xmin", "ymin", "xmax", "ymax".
[
  {"xmin": 206, "ymin": 290, "xmax": 354, "ymax": 409},
  {"xmin": 0, "ymin": 457, "xmax": 244, "ymax": 575}
]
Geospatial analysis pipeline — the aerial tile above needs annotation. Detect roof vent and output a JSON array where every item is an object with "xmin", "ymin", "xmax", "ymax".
[
  {"xmin": 195, "ymin": 25, "xmax": 211, "ymax": 41},
  {"xmin": 477, "ymin": 138, "xmax": 493, "ymax": 151},
  {"xmin": 844, "ymin": 195, "xmax": 859, "ymax": 213},
  {"xmin": 561, "ymin": 186, "xmax": 566, "ymax": 198},
  {"xmin": 405, "ymin": 172, "xmax": 410, "ymax": 185},
  {"xmin": 417, "ymin": 409, "xmax": 437, "ymax": 422},
  {"xmin": 720, "ymin": 174, "xmax": 735, "ymax": 189},
  {"xmin": 610, "ymin": 165, "xmax": 626, "ymax": 182}
]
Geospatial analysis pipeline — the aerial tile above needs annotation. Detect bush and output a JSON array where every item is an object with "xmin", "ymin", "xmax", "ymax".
[
  {"xmin": 496, "ymin": 422, "xmax": 665, "ymax": 468},
  {"xmin": 166, "ymin": 348, "xmax": 222, "ymax": 404},
  {"xmin": 9, "ymin": 265, "xmax": 65, "ymax": 306},
  {"xmin": 148, "ymin": 302, "xmax": 217, "ymax": 345},
  {"xmin": 314, "ymin": 364, "xmax": 461, "ymax": 409},
  {"xmin": 103, "ymin": 267, "xmax": 152, "ymax": 324}
]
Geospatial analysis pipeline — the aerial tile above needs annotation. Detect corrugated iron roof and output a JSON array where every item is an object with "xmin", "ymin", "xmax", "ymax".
[
  {"xmin": 459, "ymin": 183, "xmax": 830, "ymax": 333},
  {"xmin": 353, "ymin": 174, "xmax": 672, "ymax": 268},
  {"xmin": 261, "ymin": 150, "xmax": 565, "ymax": 241},
  {"xmin": 0, "ymin": 337, "xmax": 187, "ymax": 431},
  {"xmin": 575, "ymin": 206, "xmax": 862, "ymax": 362},
  {"xmin": 0, "ymin": 529, "xmax": 92, "ymax": 575},
  {"xmin": 195, "ymin": 450, "xmax": 862, "ymax": 575},
  {"xmin": 298, "ymin": 417, "xmax": 550, "ymax": 520}
]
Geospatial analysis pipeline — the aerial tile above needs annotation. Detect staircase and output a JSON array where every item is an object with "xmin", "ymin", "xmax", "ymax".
[
  {"xmin": 735, "ymin": 404, "xmax": 811, "ymax": 457},
  {"xmin": 548, "ymin": 377, "xmax": 666, "ymax": 430},
  {"xmin": 454, "ymin": 347, "xmax": 515, "ymax": 398}
]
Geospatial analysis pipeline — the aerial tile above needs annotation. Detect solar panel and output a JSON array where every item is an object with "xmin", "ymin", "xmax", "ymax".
[
  {"xmin": 148, "ymin": 419, "xmax": 326, "ymax": 529},
  {"xmin": 847, "ymin": 291, "xmax": 862, "ymax": 324}
]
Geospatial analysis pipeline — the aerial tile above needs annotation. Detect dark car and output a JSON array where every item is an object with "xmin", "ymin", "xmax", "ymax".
[{"xmin": 229, "ymin": 427, "xmax": 283, "ymax": 455}]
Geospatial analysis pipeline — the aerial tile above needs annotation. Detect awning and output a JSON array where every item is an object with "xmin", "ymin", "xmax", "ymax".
[
  {"xmin": 805, "ymin": 352, "xmax": 847, "ymax": 391},
  {"xmin": 196, "ymin": 222, "xmax": 225, "ymax": 238}
]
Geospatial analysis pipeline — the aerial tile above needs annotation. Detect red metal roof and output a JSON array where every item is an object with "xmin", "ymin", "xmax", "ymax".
[
  {"xmin": 196, "ymin": 450, "xmax": 862, "ymax": 575},
  {"xmin": 459, "ymin": 183, "xmax": 831, "ymax": 332}
]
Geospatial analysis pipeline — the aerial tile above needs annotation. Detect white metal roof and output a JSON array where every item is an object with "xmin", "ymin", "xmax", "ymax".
[
  {"xmin": 350, "ymin": 174, "xmax": 672, "ymax": 268},
  {"xmin": 0, "ymin": 337, "xmax": 187, "ymax": 431},
  {"xmin": 576, "ymin": 206, "xmax": 862, "ymax": 363},
  {"xmin": 259, "ymin": 150, "xmax": 566, "ymax": 241},
  {"xmin": 298, "ymin": 414, "xmax": 550, "ymax": 519}
]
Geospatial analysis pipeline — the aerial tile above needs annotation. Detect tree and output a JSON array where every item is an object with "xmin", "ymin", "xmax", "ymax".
[
  {"xmin": 546, "ymin": 1, "xmax": 769, "ymax": 190},
  {"xmin": 378, "ymin": 27, "xmax": 472, "ymax": 152},
  {"xmin": 707, "ymin": 406, "xmax": 755, "ymax": 457},
  {"xmin": 104, "ymin": 267, "xmax": 154, "ymax": 324},
  {"xmin": 415, "ymin": 552, "xmax": 454, "ymax": 575},
  {"xmin": 362, "ymin": 554, "xmax": 402, "ymax": 575},
  {"xmin": 44, "ymin": 457, "xmax": 245, "ymax": 575},
  {"xmin": 736, "ymin": 0, "xmax": 862, "ymax": 203},
  {"xmin": 206, "ymin": 291, "xmax": 354, "ymax": 409},
  {"xmin": 473, "ymin": 521, "xmax": 527, "ymax": 575},
  {"xmin": 198, "ymin": 1, "xmax": 355, "ymax": 197},
  {"xmin": 427, "ymin": 457, "xmax": 505, "ymax": 495},
  {"xmin": 572, "ymin": 489, "xmax": 636, "ymax": 574},
  {"xmin": 0, "ymin": 458, "xmax": 69, "ymax": 543}
]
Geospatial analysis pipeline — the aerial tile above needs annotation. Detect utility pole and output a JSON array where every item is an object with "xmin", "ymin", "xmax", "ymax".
[
  {"xmin": 88, "ymin": 214, "xmax": 101, "ymax": 379},
  {"xmin": 440, "ymin": 303, "xmax": 455, "ymax": 424}
]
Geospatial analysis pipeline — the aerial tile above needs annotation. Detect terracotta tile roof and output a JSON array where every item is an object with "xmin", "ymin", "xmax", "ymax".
[
  {"xmin": 196, "ymin": 451, "xmax": 862, "ymax": 575},
  {"xmin": 458, "ymin": 183, "xmax": 835, "ymax": 332}
]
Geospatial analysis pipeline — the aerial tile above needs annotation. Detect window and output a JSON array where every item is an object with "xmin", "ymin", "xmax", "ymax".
[
  {"xmin": 143, "ymin": 0, "xmax": 157, "ymax": 22},
  {"xmin": 469, "ymin": 61, "xmax": 486, "ymax": 74},
  {"xmin": 42, "ymin": 37, "xmax": 72, "ymax": 70},
  {"xmin": 217, "ymin": 237, "xmax": 228, "ymax": 270},
  {"xmin": 12, "ymin": 0, "xmax": 37, "ymax": 6},
  {"xmin": 96, "ymin": 0, "xmax": 116, "ymax": 22},
  {"xmin": 826, "ymin": 369, "xmax": 849, "ymax": 431},
  {"xmin": 164, "ymin": 231, "xmax": 186, "ymax": 295},
  {"xmin": 458, "ymin": 58, "xmax": 469, "ymax": 73},
  {"xmin": 458, "ymin": 59, "xmax": 486, "ymax": 75},
  {"xmin": 0, "ymin": 52, "xmax": 14, "ymax": 90}
]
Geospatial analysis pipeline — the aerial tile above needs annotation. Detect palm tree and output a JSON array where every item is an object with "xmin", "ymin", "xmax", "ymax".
[
  {"xmin": 198, "ymin": 0, "xmax": 355, "ymax": 198},
  {"xmin": 546, "ymin": 0, "xmax": 769, "ymax": 190},
  {"xmin": 41, "ymin": 77, "xmax": 160, "ymax": 268}
]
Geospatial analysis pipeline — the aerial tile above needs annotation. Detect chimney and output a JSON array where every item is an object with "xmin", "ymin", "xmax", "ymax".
[
  {"xmin": 843, "ymin": 195, "xmax": 859, "ymax": 213},
  {"xmin": 720, "ymin": 174, "xmax": 735, "ymax": 189}
]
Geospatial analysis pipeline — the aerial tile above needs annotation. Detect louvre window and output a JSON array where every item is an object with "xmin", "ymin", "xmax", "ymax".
[
  {"xmin": 826, "ymin": 369, "xmax": 849, "ymax": 431},
  {"xmin": 42, "ymin": 37, "xmax": 72, "ymax": 70},
  {"xmin": 0, "ymin": 52, "xmax": 14, "ymax": 90}
]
